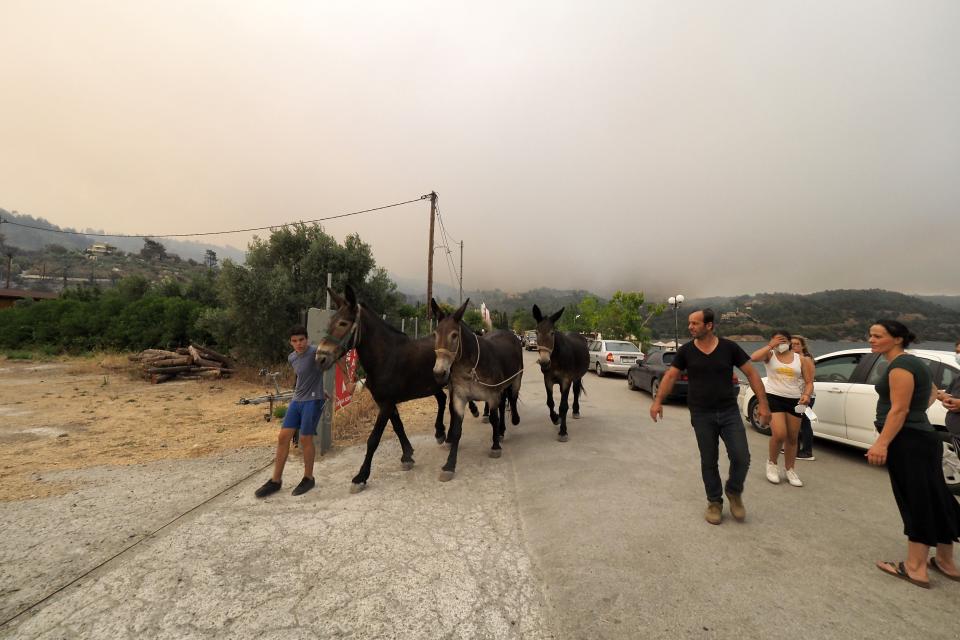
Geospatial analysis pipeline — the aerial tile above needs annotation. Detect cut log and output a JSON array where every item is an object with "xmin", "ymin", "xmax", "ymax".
[
  {"xmin": 143, "ymin": 356, "xmax": 193, "ymax": 368},
  {"xmin": 145, "ymin": 365, "xmax": 195, "ymax": 374},
  {"xmin": 142, "ymin": 349, "xmax": 178, "ymax": 358},
  {"xmin": 151, "ymin": 373, "xmax": 175, "ymax": 384},
  {"xmin": 176, "ymin": 347, "xmax": 191, "ymax": 355},
  {"xmin": 190, "ymin": 343, "xmax": 231, "ymax": 365}
]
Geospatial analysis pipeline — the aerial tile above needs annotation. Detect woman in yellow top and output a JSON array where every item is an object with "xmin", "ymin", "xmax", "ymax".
[{"xmin": 751, "ymin": 330, "xmax": 814, "ymax": 487}]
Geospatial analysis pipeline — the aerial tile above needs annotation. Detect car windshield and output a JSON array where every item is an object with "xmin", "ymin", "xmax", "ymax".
[{"xmin": 605, "ymin": 341, "xmax": 639, "ymax": 352}]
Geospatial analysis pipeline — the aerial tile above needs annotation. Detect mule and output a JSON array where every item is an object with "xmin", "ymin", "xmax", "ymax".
[
  {"xmin": 431, "ymin": 298, "xmax": 523, "ymax": 481},
  {"xmin": 315, "ymin": 285, "xmax": 477, "ymax": 492},
  {"xmin": 532, "ymin": 304, "xmax": 589, "ymax": 441}
]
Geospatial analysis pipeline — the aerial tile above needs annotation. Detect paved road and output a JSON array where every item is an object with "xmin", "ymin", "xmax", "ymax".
[{"xmin": 4, "ymin": 351, "xmax": 958, "ymax": 639}]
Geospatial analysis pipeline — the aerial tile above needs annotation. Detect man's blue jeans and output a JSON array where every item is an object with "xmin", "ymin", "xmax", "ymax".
[{"xmin": 689, "ymin": 407, "xmax": 751, "ymax": 503}]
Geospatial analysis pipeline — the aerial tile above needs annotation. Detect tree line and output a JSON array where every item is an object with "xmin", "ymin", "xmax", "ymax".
[{"xmin": 1, "ymin": 223, "xmax": 665, "ymax": 362}]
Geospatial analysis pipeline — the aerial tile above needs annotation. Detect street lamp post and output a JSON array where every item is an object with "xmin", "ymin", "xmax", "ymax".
[{"xmin": 667, "ymin": 295, "xmax": 685, "ymax": 350}]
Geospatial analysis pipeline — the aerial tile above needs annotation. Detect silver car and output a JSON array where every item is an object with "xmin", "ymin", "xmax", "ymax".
[{"xmin": 588, "ymin": 339, "xmax": 643, "ymax": 376}]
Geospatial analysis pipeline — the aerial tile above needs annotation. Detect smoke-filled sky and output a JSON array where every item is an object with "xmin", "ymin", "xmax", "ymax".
[{"xmin": 1, "ymin": 1, "xmax": 958, "ymax": 298}]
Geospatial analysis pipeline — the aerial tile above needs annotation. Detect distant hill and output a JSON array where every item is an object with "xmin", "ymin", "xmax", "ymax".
[
  {"xmin": 917, "ymin": 294, "xmax": 960, "ymax": 312},
  {"xmin": 648, "ymin": 289, "xmax": 960, "ymax": 341},
  {"xmin": 0, "ymin": 208, "xmax": 246, "ymax": 263}
]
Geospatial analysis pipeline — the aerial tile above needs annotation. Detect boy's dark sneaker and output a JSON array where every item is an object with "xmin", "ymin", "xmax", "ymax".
[
  {"xmin": 254, "ymin": 479, "xmax": 282, "ymax": 498},
  {"xmin": 292, "ymin": 477, "xmax": 315, "ymax": 496},
  {"xmin": 796, "ymin": 452, "xmax": 816, "ymax": 461}
]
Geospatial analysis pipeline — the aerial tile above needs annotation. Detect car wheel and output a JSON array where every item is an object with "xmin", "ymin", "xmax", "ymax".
[
  {"xmin": 748, "ymin": 397, "xmax": 771, "ymax": 436},
  {"xmin": 943, "ymin": 440, "xmax": 960, "ymax": 496},
  {"xmin": 595, "ymin": 362, "xmax": 604, "ymax": 377},
  {"xmin": 650, "ymin": 378, "xmax": 660, "ymax": 400},
  {"xmin": 627, "ymin": 374, "xmax": 636, "ymax": 390}
]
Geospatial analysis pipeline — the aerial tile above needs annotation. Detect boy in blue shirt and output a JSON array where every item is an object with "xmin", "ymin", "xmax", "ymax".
[{"xmin": 254, "ymin": 326, "xmax": 326, "ymax": 497}]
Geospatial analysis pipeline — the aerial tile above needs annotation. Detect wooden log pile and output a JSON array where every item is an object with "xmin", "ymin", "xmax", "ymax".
[{"xmin": 128, "ymin": 344, "xmax": 235, "ymax": 384}]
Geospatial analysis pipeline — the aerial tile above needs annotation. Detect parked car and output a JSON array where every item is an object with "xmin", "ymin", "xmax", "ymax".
[
  {"xmin": 738, "ymin": 348, "xmax": 960, "ymax": 494},
  {"xmin": 524, "ymin": 330, "xmax": 538, "ymax": 351},
  {"xmin": 627, "ymin": 349, "xmax": 740, "ymax": 401},
  {"xmin": 587, "ymin": 339, "xmax": 643, "ymax": 376}
]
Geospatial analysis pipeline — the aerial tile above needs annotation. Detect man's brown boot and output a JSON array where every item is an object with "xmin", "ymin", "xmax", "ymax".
[
  {"xmin": 705, "ymin": 501, "xmax": 722, "ymax": 525},
  {"xmin": 725, "ymin": 491, "xmax": 746, "ymax": 522}
]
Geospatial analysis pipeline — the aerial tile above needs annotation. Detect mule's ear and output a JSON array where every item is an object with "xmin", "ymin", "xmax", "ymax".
[
  {"xmin": 532, "ymin": 304, "xmax": 543, "ymax": 323},
  {"xmin": 344, "ymin": 284, "xmax": 358, "ymax": 307},
  {"xmin": 430, "ymin": 298, "xmax": 444, "ymax": 320},
  {"xmin": 453, "ymin": 298, "xmax": 470, "ymax": 323},
  {"xmin": 550, "ymin": 307, "xmax": 565, "ymax": 323},
  {"xmin": 328, "ymin": 287, "xmax": 348, "ymax": 309}
]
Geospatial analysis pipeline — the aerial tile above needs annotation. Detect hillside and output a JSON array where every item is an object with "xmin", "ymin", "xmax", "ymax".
[
  {"xmin": 0, "ymin": 208, "xmax": 245, "ymax": 263},
  {"xmin": 648, "ymin": 289, "xmax": 960, "ymax": 341}
]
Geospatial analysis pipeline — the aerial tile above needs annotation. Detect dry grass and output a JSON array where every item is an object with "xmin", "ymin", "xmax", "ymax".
[{"xmin": 0, "ymin": 354, "xmax": 438, "ymax": 502}]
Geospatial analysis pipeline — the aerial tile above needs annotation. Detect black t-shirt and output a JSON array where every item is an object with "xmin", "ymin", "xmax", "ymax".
[{"xmin": 671, "ymin": 337, "xmax": 749, "ymax": 411}]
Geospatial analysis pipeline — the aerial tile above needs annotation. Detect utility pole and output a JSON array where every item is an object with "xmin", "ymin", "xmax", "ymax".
[
  {"xmin": 459, "ymin": 240, "xmax": 464, "ymax": 305},
  {"xmin": 426, "ymin": 191, "xmax": 437, "ymax": 318},
  {"xmin": 5, "ymin": 253, "xmax": 12, "ymax": 289}
]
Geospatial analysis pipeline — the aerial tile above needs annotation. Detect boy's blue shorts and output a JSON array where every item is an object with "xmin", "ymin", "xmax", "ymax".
[{"xmin": 282, "ymin": 399, "xmax": 324, "ymax": 436}]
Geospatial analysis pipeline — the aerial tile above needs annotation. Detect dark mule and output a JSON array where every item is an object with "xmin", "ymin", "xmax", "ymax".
[
  {"xmin": 315, "ymin": 285, "xmax": 475, "ymax": 492},
  {"xmin": 532, "ymin": 304, "xmax": 589, "ymax": 441},
  {"xmin": 431, "ymin": 299, "xmax": 523, "ymax": 481}
]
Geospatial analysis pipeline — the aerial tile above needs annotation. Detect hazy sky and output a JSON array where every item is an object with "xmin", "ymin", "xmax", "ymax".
[{"xmin": 1, "ymin": 1, "xmax": 958, "ymax": 298}]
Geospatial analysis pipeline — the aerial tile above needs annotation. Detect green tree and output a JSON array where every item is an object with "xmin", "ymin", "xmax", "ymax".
[
  {"xmin": 511, "ymin": 307, "xmax": 536, "ymax": 332},
  {"xmin": 140, "ymin": 238, "xmax": 168, "ymax": 261},
  {"xmin": 215, "ymin": 224, "xmax": 399, "ymax": 362},
  {"xmin": 597, "ymin": 291, "xmax": 665, "ymax": 343}
]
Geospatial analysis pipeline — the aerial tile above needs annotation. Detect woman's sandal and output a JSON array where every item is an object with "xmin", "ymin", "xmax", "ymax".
[
  {"xmin": 876, "ymin": 561, "xmax": 930, "ymax": 589},
  {"xmin": 929, "ymin": 557, "xmax": 960, "ymax": 582}
]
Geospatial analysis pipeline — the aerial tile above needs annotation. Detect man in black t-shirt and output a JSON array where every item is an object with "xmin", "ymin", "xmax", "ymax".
[{"xmin": 650, "ymin": 309, "xmax": 770, "ymax": 525}]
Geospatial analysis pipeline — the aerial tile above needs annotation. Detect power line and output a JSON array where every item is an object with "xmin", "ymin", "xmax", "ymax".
[{"xmin": 0, "ymin": 195, "xmax": 430, "ymax": 239}]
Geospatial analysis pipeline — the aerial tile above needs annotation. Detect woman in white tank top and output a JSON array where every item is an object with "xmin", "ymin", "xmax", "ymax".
[{"xmin": 750, "ymin": 330, "xmax": 814, "ymax": 487}]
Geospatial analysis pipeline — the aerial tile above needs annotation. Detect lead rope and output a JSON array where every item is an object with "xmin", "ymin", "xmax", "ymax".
[{"xmin": 469, "ymin": 330, "xmax": 526, "ymax": 388}]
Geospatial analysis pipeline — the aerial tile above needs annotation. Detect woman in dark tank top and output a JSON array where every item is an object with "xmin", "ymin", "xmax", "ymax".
[{"xmin": 867, "ymin": 320, "xmax": 960, "ymax": 588}]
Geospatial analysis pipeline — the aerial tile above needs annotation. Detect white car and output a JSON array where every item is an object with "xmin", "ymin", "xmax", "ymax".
[
  {"xmin": 738, "ymin": 348, "xmax": 960, "ymax": 494},
  {"xmin": 587, "ymin": 339, "xmax": 643, "ymax": 377}
]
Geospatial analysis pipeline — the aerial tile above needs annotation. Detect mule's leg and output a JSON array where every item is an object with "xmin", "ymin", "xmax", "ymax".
[
  {"xmin": 468, "ymin": 400, "xmax": 480, "ymax": 418},
  {"xmin": 572, "ymin": 378, "xmax": 582, "ymax": 419},
  {"xmin": 558, "ymin": 380, "xmax": 572, "ymax": 442},
  {"xmin": 509, "ymin": 381, "xmax": 521, "ymax": 425},
  {"xmin": 488, "ymin": 401, "xmax": 503, "ymax": 458},
  {"xmin": 352, "ymin": 404, "xmax": 393, "ymax": 492},
  {"xmin": 544, "ymin": 379, "xmax": 559, "ymax": 425},
  {"xmin": 389, "ymin": 409, "xmax": 415, "ymax": 470},
  {"xmin": 481, "ymin": 402, "xmax": 490, "ymax": 423},
  {"xmin": 440, "ymin": 394, "xmax": 468, "ymax": 481},
  {"xmin": 435, "ymin": 390, "xmax": 448, "ymax": 445},
  {"xmin": 499, "ymin": 391, "xmax": 509, "ymax": 437}
]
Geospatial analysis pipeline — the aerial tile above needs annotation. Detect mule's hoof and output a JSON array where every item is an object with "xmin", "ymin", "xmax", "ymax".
[
  {"xmin": 401, "ymin": 460, "xmax": 415, "ymax": 471},
  {"xmin": 558, "ymin": 434, "xmax": 569, "ymax": 442},
  {"xmin": 572, "ymin": 413, "xmax": 581, "ymax": 420},
  {"xmin": 551, "ymin": 416, "xmax": 560, "ymax": 426},
  {"xmin": 350, "ymin": 482, "xmax": 367, "ymax": 494},
  {"xmin": 489, "ymin": 449, "xmax": 502, "ymax": 459},
  {"xmin": 512, "ymin": 415, "xmax": 520, "ymax": 426},
  {"xmin": 481, "ymin": 416, "xmax": 490, "ymax": 424},
  {"xmin": 436, "ymin": 437, "xmax": 446, "ymax": 445},
  {"xmin": 438, "ymin": 470, "xmax": 455, "ymax": 482},
  {"xmin": 469, "ymin": 407, "xmax": 480, "ymax": 418}
]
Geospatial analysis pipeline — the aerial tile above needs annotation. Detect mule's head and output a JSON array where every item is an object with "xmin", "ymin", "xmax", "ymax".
[
  {"xmin": 432, "ymin": 298, "xmax": 470, "ymax": 384},
  {"xmin": 532, "ymin": 304, "xmax": 564, "ymax": 368},
  {"xmin": 315, "ymin": 284, "xmax": 360, "ymax": 371}
]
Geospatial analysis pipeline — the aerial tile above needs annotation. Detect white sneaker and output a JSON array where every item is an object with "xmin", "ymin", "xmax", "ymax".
[
  {"xmin": 786, "ymin": 468, "xmax": 803, "ymax": 487},
  {"xmin": 766, "ymin": 461, "xmax": 781, "ymax": 484}
]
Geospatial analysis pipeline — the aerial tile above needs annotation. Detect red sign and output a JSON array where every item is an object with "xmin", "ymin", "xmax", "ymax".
[{"xmin": 334, "ymin": 349, "xmax": 358, "ymax": 411}]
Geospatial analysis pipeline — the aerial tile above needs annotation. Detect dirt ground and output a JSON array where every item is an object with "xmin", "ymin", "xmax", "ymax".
[{"xmin": 0, "ymin": 354, "xmax": 440, "ymax": 502}]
